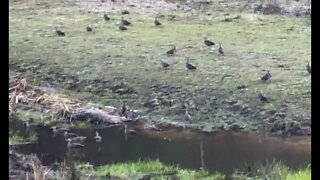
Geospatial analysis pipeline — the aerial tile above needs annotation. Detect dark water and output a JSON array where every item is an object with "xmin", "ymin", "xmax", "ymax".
[{"xmin": 10, "ymin": 120, "xmax": 311, "ymax": 176}]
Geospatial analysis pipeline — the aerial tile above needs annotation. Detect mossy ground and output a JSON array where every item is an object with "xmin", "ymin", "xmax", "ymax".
[{"xmin": 9, "ymin": 0, "xmax": 310, "ymax": 135}]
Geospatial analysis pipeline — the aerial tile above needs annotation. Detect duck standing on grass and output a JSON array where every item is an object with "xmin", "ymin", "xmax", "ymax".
[
  {"xmin": 55, "ymin": 27, "xmax": 65, "ymax": 36},
  {"xmin": 218, "ymin": 43, "xmax": 224, "ymax": 55},
  {"xmin": 204, "ymin": 37, "xmax": 215, "ymax": 46},
  {"xmin": 261, "ymin": 70, "xmax": 272, "ymax": 81},
  {"xmin": 185, "ymin": 57, "xmax": 196, "ymax": 70},
  {"xmin": 166, "ymin": 46, "xmax": 177, "ymax": 56},
  {"xmin": 103, "ymin": 12, "xmax": 110, "ymax": 21},
  {"xmin": 154, "ymin": 17, "xmax": 161, "ymax": 26},
  {"xmin": 120, "ymin": 17, "xmax": 131, "ymax": 26},
  {"xmin": 86, "ymin": 25, "xmax": 93, "ymax": 32},
  {"xmin": 160, "ymin": 59, "xmax": 170, "ymax": 68},
  {"xmin": 307, "ymin": 63, "xmax": 311, "ymax": 75},
  {"xmin": 184, "ymin": 109, "xmax": 192, "ymax": 122}
]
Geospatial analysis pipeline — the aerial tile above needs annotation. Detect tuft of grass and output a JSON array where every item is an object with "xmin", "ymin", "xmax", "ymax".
[
  {"xmin": 73, "ymin": 121, "xmax": 91, "ymax": 129},
  {"xmin": 16, "ymin": 109, "xmax": 43, "ymax": 122},
  {"xmin": 95, "ymin": 159, "xmax": 168, "ymax": 178},
  {"xmin": 9, "ymin": 131, "xmax": 37, "ymax": 145},
  {"xmin": 286, "ymin": 166, "xmax": 311, "ymax": 180},
  {"xmin": 231, "ymin": 160, "xmax": 311, "ymax": 180}
]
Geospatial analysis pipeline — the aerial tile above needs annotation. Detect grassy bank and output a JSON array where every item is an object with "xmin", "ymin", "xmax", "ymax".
[
  {"xmin": 9, "ymin": 0, "xmax": 311, "ymax": 135},
  {"xmin": 58, "ymin": 159, "xmax": 310, "ymax": 179}
]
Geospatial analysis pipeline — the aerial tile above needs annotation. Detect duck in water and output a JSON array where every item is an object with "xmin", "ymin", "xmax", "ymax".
[
  {"xmin": 51, "ymin": 126, "xmax": 69, "ymax": 134},
  {"xmin": 94, "ymin": 131, "xmax": 102, "ymax": 142},
  {"xmin": 67, "ymin": 138, "xmax": 84, "ymax": 149}
]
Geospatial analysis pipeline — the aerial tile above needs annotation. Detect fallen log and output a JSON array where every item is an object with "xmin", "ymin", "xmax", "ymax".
[{"xmin": 69, "ymin": 107, "xmax": 128, "ymax": 124}]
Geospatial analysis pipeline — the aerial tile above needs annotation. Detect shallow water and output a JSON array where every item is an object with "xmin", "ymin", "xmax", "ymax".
[{"xmin": 11, "ymin": 120, "xmax": 311, "ymax": 175}]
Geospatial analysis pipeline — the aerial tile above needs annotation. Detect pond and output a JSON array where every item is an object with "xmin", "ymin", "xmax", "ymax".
[{"xmin": 11, "ymin": 120, "xmax": 311, "ymax": 176}]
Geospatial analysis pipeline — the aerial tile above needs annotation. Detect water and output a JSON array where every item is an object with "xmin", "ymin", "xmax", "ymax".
[{"xmin": 11, "ymin": 120, "xmax": 311, "ymax": 176}]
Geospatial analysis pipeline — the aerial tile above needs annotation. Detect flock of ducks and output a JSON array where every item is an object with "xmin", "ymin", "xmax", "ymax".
[
  {"xmin": 51, "ymin": 9, "xmax": 311, "ymax": 125},
  {"xmin": 42, "ymin": 125, "xmax": 137, "ymax": 149},
  {"xmin": 54, "ymin": 10, "xmax": 227, "ymax": 71}
]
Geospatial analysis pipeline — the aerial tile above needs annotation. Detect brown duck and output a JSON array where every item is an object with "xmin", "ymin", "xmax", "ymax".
[
  {"xmin": 55, "ymin": 27, "xmax": 65, "ymax": 36},
  {"xmin": 204, "ymin": 37, "xmax": 215, "ymax": 46},
  {"xmin": 86, "ymin": 25, "xmax": 93, "ymax": 32},
  {"xmin": 154, "ymin": 17, "xmax": 161, "ymax": 26},
  {"xmin": 120, "ymin": 17, "xmax": 131, "ymax": 26},
  {"xmin": 261, "ymin": 70, "xmax": 272, "ymax": 81},
  {"xmin": 218, "ymin": 43, "xmax": 224, "ymax": 55},
  {"xmin": 166, "ymin": 46, "xmax": 176, "ymax": 56},
  {"xmin": 307, "ymin": 63, "xmax": 311, "ymax": 75},
  {"xmin": 184, "ymin": 109, "xmax": 192, "ymax": 122},
  {"xmin": 119, "ymin": 24, "xmax": 127, "ymax": 31},
  {"xmin": 185, "ymin": 57, "xmax": 196, "ymax": 70},
  {"xmin": 160, "ymin": 59, "xmax": 170, "ymax": 68},
  {"xmin": 103, "ymin": 12, "xmax": 110, "ymax": 21}
]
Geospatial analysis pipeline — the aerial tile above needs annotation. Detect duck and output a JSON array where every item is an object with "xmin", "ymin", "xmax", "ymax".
[
  {"xmin": 121, "ymin": 10, "xmax": 130, "ymax": 15},
  {"xmin": 160, "ymin": 59, "xmax": 170, "ymax": 68},
  {"xmin": 86, "ymin": 25, "xmax": 93, "ymax": 32},
  {"xmin": 218, "ymin": 43, "xmax": 224, "ymax": 55},
  {"xmin": 119, "ymin": 24, "xmax": 127, "ymax": 31},
  {"xmin": 124, "ymin": 125, "xmax": 137, "ymax": 136},
  {"xmin": 94, "ymin": 131, "xmax": 102, "ymax": 142},
  {"xmin": 204, "ymin": 37, "xmax": 215, "ymax": 46},
  {"xmin": 64, "ymin": 131, "xmax": 78, "ymax": 139},
  {"xmin": 166, "ymin": 46, "xmax": 176, "ymax": 56},
  {"xmin": 51, "ymin": 126, "xmax": 69, "ymax": 134},
  {"xmin": 103, "ymin": 12, "xmax": 110, "ymax": 21},
  {"xmin": 307, "ymin": 63, "xmax": 311, "ymax": 74},
  {"xmin": 154, "ymin": 17, "xmax": 161, "ymax": 26},
  {"xmin": 120, "ymin": 17, "xmax": 131, "ymax": 26},
  {"xmin": 261, "ymin": 70, "xmax": 272, "ymax": 81},
  {"xmin": 55, "ymin": 27, "xmax": 65, "ymax": 36},
  {"xmin": 180, "ymin": 94, "xmax": 190, "ymax": 109},
  {"xmin": 258, "ymin": 92, "xmax": 268, "ymax": 102},
  {"xmin": 184, "ymin": 109, "xmax": 192, "ymax": 122},
  {"xmin": 67, "ymin": 138, "xmax": 84, "ymax": 149},
  {"xmin": 120, "ymin": 102, "xmax": 129, "ymax": 117},
  {"xmin": 67, "ymin": 136, "xmax": 87, "ymax": 143},
  {"xmin": 185, "ymin": 57, "xmax": 196, "ymax": 70}
]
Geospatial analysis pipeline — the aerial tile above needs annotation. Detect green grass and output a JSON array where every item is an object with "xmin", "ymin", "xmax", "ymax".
[
  {"xmin": 73, "ymin": 121, "xmax": 92, "ymax": 128},
  {"xmin": 231, "ymin": 160, "xmax": 311, "ymax": 180},
  {"xmin": 72, "ymin": 160, "xmax": 310, "ymax": 180},
  {"xmin": 9, "ymin": 131, "xmax": 37, "ymax": 145},
  {"xmin": 9, "ymin": 0, "xmax": 311, "ymax": 134},
  {"xmin": 76, "ymin": 159, "xmax": 225, "ymax": 179},
  {"xmin": 16, "ymin": 109, "xmax": 43, "ymax": 122}
]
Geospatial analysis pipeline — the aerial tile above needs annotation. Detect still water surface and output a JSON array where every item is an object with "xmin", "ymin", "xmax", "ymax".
[{"xmin": 12, "ymin": 121, "xmax": 311, "ymax": 175}]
